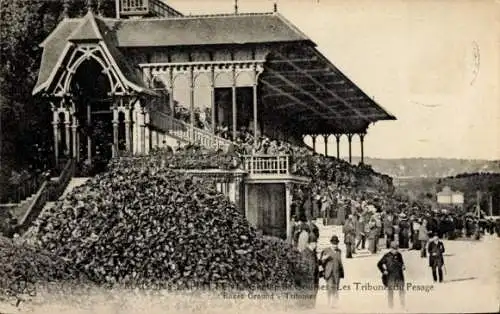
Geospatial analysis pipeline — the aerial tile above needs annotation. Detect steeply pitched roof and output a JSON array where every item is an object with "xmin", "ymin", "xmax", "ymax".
[
  {"xmin": 68, "ymin": 12, "xmax": 103, "ymax": 41},
  {"xmin": 94, "ymin": 17, "xmax": 150, "ymax": 92},
  {"xmin": 100, "ymin": 13, "xmax": 312, "ymax": 47},
  {"xmin": 34, "ymin": 19, "xmax": 82, "ymax": 94},
  {"xmin": 33, "ymin": 12, "xmax": 312, "ymax": 95},
  {"xmin": 33, "ymin": 12, "xmax": 154, "ymax": 95}
]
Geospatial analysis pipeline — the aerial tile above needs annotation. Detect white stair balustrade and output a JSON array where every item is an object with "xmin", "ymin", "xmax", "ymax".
[{"xmin": 149, "ymin": 111, "xmax": 233, "ymax": 151}]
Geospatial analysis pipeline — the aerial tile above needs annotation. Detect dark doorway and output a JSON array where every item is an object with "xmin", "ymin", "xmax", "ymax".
[
  {"xmin": 236, "ymin": 87, "xmax": 253, "ymax": 132},
  {"xmin": 70, "ymin": 58, "xmax": 113, "ymax": 172},
  {"xmin": 214, "ymin": 88, "xmax": 233, "ymax": 137}
]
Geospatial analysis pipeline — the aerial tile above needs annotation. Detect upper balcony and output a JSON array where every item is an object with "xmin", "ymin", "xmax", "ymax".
[{"xmin": 241, "ymin": 155, "xmax": 309, "ymax": 184}]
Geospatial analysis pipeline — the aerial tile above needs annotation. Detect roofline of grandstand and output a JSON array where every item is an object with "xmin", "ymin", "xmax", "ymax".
[
  {"xmin": 309, "ymin": 48, "xmax": 397, "ymax": 121},
  {"xmin": 101, "ymin": 11, "xmax": 277, "ymax": 22}
]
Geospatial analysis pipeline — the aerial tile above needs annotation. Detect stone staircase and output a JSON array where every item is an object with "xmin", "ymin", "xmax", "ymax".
[
  {"xmin": 61, "ymin": 177, "xmax": 90, "ymax": 198},
  {"xmin": 34, "ymin": 177, "xmax": 91, "ymax": 220}
]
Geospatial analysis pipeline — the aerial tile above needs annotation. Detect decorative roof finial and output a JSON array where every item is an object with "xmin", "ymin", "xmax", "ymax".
[
  {"xmin": 234, "ymin": 0, "xmax": 238, "ymax": 14},
  {"xmin": 273, "ymin": 2, "xmax": 278, "ymax": 12},
  {"xmin": 62, "ymin": 0, "xmax": 70, "ymax": 17}
]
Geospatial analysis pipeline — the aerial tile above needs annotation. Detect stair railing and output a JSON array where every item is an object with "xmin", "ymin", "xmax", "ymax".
[
  {"xmin": 14, "ymin": 159, "xmax": 75, "ymax": 235},
  {"xmin": 150, "ymin": 111, "xmax": 233, "ymax": 151}
]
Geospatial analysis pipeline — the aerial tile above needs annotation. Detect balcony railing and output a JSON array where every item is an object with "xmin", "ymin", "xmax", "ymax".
[
  {"xmin": 242, "ymin": 155, "xmax": 290, "ymax": 175},
  {"xmin": 120, "ymin": 0, "xmax": 149, "ymax": 16},
  {"xmin": 150, "ymin": 111, "xmax": 233, "ymax": 151}
]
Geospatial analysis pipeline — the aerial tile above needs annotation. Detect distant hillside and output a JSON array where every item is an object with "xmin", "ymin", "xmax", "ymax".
[
  {"xmin": 350, "ymin": 157, "xmax": 500, "ymax": 178},
  {"xmin": 390, "ymin": 173, "xmax": 500, "ymax": 215}
]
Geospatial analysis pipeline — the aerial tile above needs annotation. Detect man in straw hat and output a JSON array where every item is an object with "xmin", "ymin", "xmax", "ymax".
[
  {"xmin": 377, "ymin": 241, "xmax": 406, "ymax": 309},
  {"xmin": 320, "ymin": 235, "xmax": 345, "ymax": 308}
]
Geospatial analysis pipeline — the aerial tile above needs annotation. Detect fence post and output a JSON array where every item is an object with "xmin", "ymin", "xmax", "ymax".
[{"xmin": 286, "ymin": 155, "xmax": 289, "ymax": 174}]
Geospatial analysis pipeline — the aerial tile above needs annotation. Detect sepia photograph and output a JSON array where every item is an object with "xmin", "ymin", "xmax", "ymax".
[{"xmin": 0, "ymin": 0, "xmax": 499, "ymax": 313}]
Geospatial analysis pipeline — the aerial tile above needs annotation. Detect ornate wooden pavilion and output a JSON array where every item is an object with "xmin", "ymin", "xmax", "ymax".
[{"xmin": 32, "ymin": 0, "xmax": 396, "ymax": 240}]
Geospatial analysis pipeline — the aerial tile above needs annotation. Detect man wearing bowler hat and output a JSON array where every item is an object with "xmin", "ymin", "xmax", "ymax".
[{"xmin": 320, "ymin": 235, "xmax": 345, "ymax": 308}]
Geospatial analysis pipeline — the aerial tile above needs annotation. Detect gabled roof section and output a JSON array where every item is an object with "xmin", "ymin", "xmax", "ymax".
[
  {"xmin": 99, "ymin": 12, "xmax": 311, "ymax": 47},
  {"xmin": 94, "ymin": 18, "xmax": 155, "ymax": 95},
  {"xmin": 34, "ymin": 19, "xmax": 82, "ymax": 94},
  {"xmin": 33, "ymin": 12, "xmax": 154, "ymax": 96},
  {"xmin": 68, "ymin": 11, "xmax": 103, "ymax": 41}
]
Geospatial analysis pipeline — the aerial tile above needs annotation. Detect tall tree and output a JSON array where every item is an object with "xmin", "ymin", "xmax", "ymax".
[{"xmin": 0, "ymin": 0, "xmax": 116, "ymax": 191}]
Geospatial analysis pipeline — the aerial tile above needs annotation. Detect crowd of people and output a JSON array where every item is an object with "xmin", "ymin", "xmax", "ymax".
[{"xmin": 289, "ymin": 202, "xmax": 499, "ymax": 310}]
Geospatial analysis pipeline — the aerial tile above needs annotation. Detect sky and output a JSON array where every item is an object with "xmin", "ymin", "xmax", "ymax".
[{"xmin": 167, "ymin": 0, "xmax": 500, "ymax": 160}]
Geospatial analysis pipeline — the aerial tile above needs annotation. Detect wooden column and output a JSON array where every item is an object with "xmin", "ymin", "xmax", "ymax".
[
  {"xmin": 253, "ymin": 64, "xmax": 259, "ymax": 137},
  {"xmin": 52, "ymin": 109, "xmax": 59, "ymax": 165},
  {"xmin": 140, "ymin": 107, "xmax": 146, "ymax": 154},
  {"xmin": 232, "ymin": 65, "xmax": 237, "ymax": 140},
  {"xmin": 76, "ymin": 130, "xmax": 80, "ymax": 162},
  {"xmin": 348, "ymin": 133, "xmax": 353, "ymax": 164},
  {"xmin": 359, "ymin": 133, "xmax": 365, "ymax": 164},
  {"xmin": 335, "ymin": 134, "xmax": 341, "ymax": 159},
  {"xmin": 124, "ymin": 108, "xmax": 131, "ymax": 152},
  {"xmin": 64, "ymin": 111, "xmax": 71, "ymax": 157},
  {"xmin": 87, "ymin": 103, "xmax": 92, "ymax": 164},
  {"xmin": 285, "ymin": 182, "xmax": 292, "ymax": 243},
  {"xmin": 71, "ymin": 116, "xmax": 78, "ymax": 160},
  {"xmin": 168, "ymin": 68, "xmax": 174, "ymax": 114},
  {"xmin": 144, "ymin": 111, "xmax": 150, "ymax": 154},
  {"xmin": 244, "ymin": 183, "xmax": 249, "ymax": 219},
  {"xmin": 112, "ymin": 107, "xmax": 119, "ymax": 157},
  {"xmin": 324, "ymin": 134, "xmax": 329, "ymax": 156},
  {"xmin": 210, "ymin": 65, "xmax": 216, "ymax": 134},
  {"xmin": 189, "ymin": 66, "xmax": 195, "ymax": 142}
]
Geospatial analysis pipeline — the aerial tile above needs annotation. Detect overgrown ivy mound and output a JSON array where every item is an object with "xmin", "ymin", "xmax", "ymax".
[
  {"xmin": 0, "ymin": 236, "xmax": 85, "ymax": 301},
  {"xmin": 28, "ymin": 157, "xmax": 306, "ymax": 292}
]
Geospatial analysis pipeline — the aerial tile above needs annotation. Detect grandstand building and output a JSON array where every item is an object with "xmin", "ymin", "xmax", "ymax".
[{"xmin": 32, "ymin": 0, "xmax": 396, "ymax": 240}]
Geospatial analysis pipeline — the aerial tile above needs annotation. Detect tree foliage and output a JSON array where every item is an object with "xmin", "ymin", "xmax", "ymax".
[
  {"xmin": 438, "ymin": 172, "xmax": 500, "ymax": 214},
  {"xmin": 0, "ymin": 0, "xmax": 115, "ymax": 184}
]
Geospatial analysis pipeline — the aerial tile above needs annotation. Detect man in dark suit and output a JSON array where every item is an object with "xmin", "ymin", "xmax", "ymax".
[
  {"xmin": 427, "ymin": 233, "xmax": 445, "ymax": 282},
  {"xmin": 377, "ymin": 241, "xmax": 406, "ymax": 309},
  {"xmin": 307, "ymin": 217, "xmax": 320, "ymax": 240},
  {"xmin": 343, "ymin": 215, "xmax": 356, "ymax": 258},
  {"xmin": 301, "ymin": 233, "xmax": 319, "ymax": 309},
  {"xmin": 320, "ymin": 235, "xmax": 344, "ymax": 308}
]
